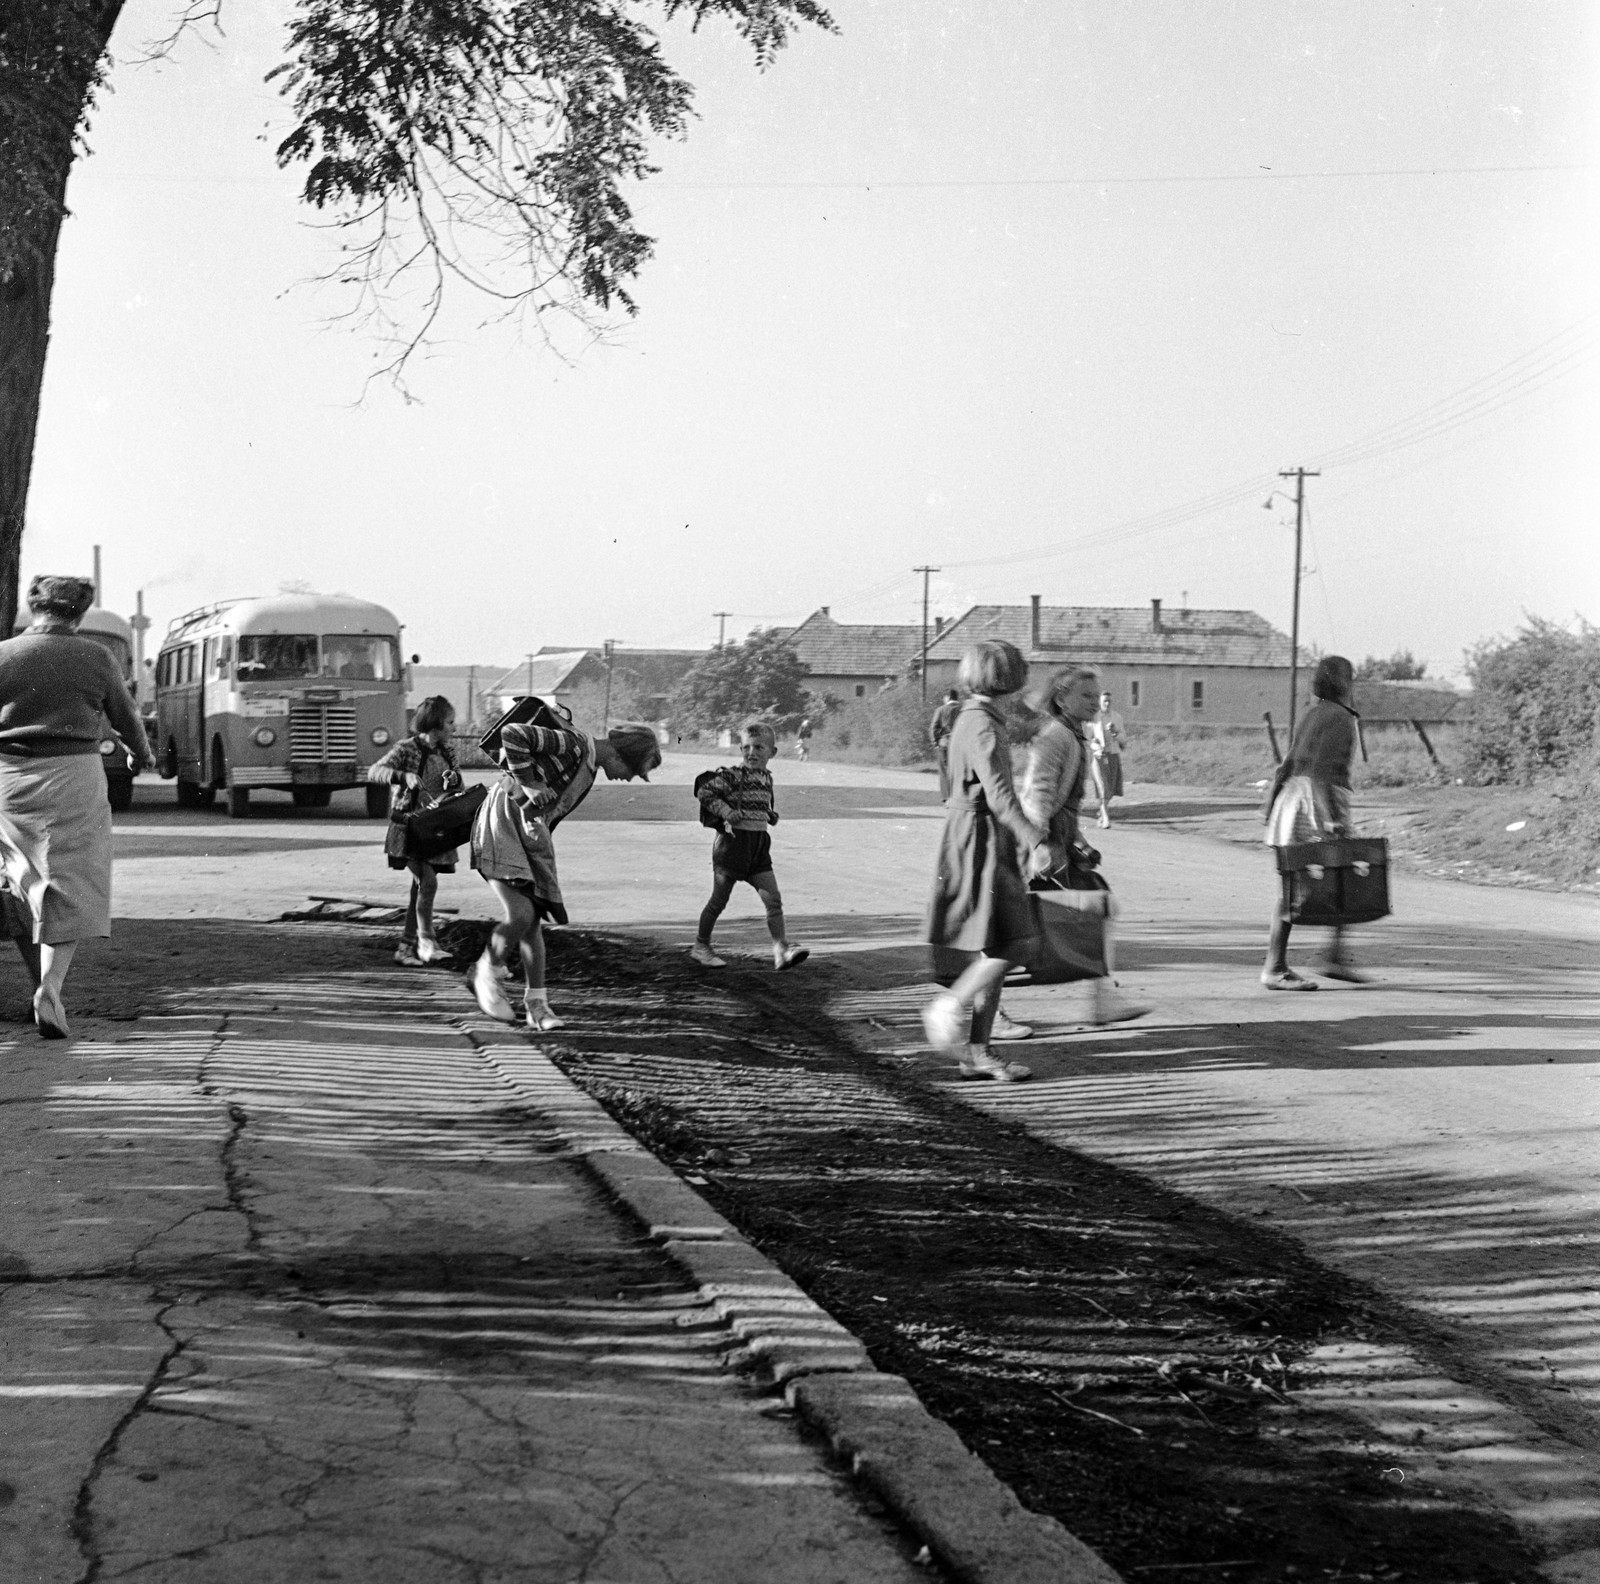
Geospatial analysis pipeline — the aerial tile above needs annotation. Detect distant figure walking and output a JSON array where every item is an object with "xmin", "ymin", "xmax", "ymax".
[
  {"xmin": 691, "ymin": 721, "xmax": 808, "ymax": 971},
  {"xmin": 794, "ymin": 717, "xmax": 813, "ymax": 761},
  {"xmin": 1087, "ymin": 690, "xmax": 1127, "ymax": 828},
  {"xmin": 1261, "ymin": 655, "xmax": 1364, "ymax": 990},
  {"xmin": 921, "ymin": 643, "xmax": 1051, "ymax": 1082},
  {"xmin": 0, "ymin": 576, "xmax": 152, "ymax": 1038},
  {"xmin": 470, "ymin": 713, "xmax": 661, "ymax": 1028},
  {"xmin": 929, "ymin": 688, "xmax": 961, "ymax": 800},
  {"xmin": 369, "ymin": 695, "xmax": 462, "ymax": 967}
]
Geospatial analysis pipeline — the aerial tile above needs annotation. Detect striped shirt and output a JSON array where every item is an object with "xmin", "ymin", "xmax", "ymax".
[
  {"xmin": 367, "ymin": 735, "xmax": 461, "ymax": 819},
  {"xmin": 696, "ymin": 765, "xmax": 776, "ymax": 831},
  {"xmin": 500, "ymin": 721, "xmax": 597, "ymax": 830}
]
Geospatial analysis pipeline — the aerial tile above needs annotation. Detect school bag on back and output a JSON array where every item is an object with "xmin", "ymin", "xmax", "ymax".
[
  {"xmin": 692, "ymin": 766, "xmax": 777, "ymax": 829},
  {"xmin": 479, "ymin": 695, "xmax": 575, "ymax": 759}
]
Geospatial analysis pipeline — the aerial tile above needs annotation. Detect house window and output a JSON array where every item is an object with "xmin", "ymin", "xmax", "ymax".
[
  {"xmin": 1130, "ymin": 679, "xmax": 1142, "ymax": 709},
  {"xmin": 854, "ymin": 684, "xmax": 866, "ymax": 698},
  {"xmin": 1191, "ymin": 678, "xmax": 1204, "ymax": 710}
]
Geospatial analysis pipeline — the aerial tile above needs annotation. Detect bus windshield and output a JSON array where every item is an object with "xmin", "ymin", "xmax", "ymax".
[
  {"xmin": 321, "ymin": 634, "xmax": 400, "ymax": 681},
  {"xmin": 237, "ymin": 635, "xmax": 318, "ymax": 681}
]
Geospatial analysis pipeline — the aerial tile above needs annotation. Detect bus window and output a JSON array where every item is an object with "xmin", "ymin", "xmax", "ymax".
[
  {"xmin": 237, "ymin": 634, "xmax": 318, "ymax": 681},
  {"xmin": 321, "ymin": 634, "xmax": 399, "ymax": 681}
]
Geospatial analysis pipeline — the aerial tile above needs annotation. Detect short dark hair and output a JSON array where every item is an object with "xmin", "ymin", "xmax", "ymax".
[
  {"xmin": 1312, "ymin": 655, "xmax": 1354, "ymax": 701},
  {"xmin": 412, "ymin": 694, "xmax": 455, "ymax": 734},
  {"xmin": 607, "ymin": 722, "xmax": 661, "ymax": 778},
  {"xmin": 27, "ymin": 575, "xmax": 95, "ymax": 624},
  {"xmin": 957, "ymin": 639, "xmax": 1028, "ymax": 697}
]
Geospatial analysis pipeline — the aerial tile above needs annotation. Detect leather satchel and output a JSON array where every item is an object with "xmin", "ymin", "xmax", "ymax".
[
  {"xmin": 1276, "ymin": 837, "xmax": 1390, "ymax": 925},
  {"xmin": 1017, "ymin": 867, "xmax": 1111, "ymax": 985},
  {"xmin": 405, "ymin": 783, "xmax": 487, "ymax": 862}
]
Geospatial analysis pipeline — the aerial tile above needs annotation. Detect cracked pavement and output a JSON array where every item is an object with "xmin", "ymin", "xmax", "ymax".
[{"xmin": 0, "ymin": 955, "xmax": 929, "ymax": 1583}]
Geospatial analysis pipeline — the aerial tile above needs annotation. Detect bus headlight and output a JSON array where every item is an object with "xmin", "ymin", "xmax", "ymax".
[
  {"xmin": 253, "ymin": 727, "xmax": 277, "ymax": 747},
  {"xmin": 371, "ymin": 727, "xmax": 392, "ymax": 746},
  {"xmin": 98, "ymin": 740, "xmax": 116, "ymax": 756}
]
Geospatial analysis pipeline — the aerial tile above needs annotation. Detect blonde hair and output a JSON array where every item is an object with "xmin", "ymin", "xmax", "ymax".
[
  {"xmin": 957, "ymin": 639, "xmax": 1028, "ymax": 697},
  {"xmin": 741, "ymin": 720, "xmax": 777, "ymax": 751}
]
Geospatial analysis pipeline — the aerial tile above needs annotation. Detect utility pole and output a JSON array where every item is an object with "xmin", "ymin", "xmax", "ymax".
[
  {"xmin": 712, "ymin": 611, "xmax": 731, "ymax": 650},
  {"xmin": 913, "ymin": 565, "xmax": 940, "ymax": 704},
  {"xmin": 1279, "ymin": 467, "xmax": 1319, "ymax": 741},
  {"xmin": 601, "ymin": 640, "xmax": 617, "ymax": 730},
  {"xmin": 130, "ymin": 590, "xmax": 151, "ymax": 703},
  {"xmin": 525, "ymin": 653, "xmax": 534, "ymax": 697}
]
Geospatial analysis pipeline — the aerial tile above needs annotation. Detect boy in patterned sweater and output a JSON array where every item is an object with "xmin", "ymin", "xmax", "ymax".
[{"xmin": 690, "ymin": 721, "xmax": 809, "ymax": 970}]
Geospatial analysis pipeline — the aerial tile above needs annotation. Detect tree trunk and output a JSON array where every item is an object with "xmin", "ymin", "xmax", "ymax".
[
  {"xmin": 0, "ymin": 168, "xmax": 70, "ymax": 635},
  {"xmin": 0, "ymin": 0, "xmax": 124, "ymax": 633}
]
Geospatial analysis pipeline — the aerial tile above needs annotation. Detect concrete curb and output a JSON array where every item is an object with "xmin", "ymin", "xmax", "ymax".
[{"xmin": 477, "ymin": 1029, "xmax": 1125, "ymax": 1584}]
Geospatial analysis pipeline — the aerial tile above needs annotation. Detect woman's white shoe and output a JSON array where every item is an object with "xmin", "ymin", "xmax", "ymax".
[{"xmin": 470, "ymin": 952, "xmax": 516, "ymax": 1023}]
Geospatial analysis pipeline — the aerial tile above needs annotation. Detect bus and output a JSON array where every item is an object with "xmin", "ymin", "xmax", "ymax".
[
  {"xmin": 12, "ymin": 604, "xmax": 142, "ymax": 811},
  {"xmin": 154, "ymin": 594, "xmax": 408, "ymax": 817}
]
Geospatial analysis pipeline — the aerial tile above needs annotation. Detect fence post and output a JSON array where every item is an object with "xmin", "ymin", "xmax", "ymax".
[
  {"xmin": 1410, "ymin": 718, "xmax": 1442, "ymax": 769},
  {"xmin": 1263, "ymin": 711, "xmax": 1282, "ymax": 765}
]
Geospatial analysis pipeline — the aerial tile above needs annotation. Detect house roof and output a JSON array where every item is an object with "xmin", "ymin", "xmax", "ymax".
[
  {"xmin": 484, "ymin": 651, "xmax": 605, "ymax": 696},
  {"xmin": 782, "ymin": 610, "xmax": 923, "ymax": 678},
  {"xmin": 1351, "ymin": 678, "xmax": 1464, "ymax": 723},
  {"xmin": 923, "ymin": 604, "xmax": 1300, "ymax": 669}
]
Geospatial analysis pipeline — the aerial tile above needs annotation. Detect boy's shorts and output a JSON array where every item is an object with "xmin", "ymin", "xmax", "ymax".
[{"xmin": 713, "ymin": 829, "xmax": 775, "ymax": 882}]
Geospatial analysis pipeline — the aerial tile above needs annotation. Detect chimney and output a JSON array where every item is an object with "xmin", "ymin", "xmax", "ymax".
[
  {"xmin": 1151, "ymin": 598, "xmax": 1162, "ymax": 633},
  {"xmin": 1030, "ymin": 594, "xmax": 1041, "ymax": 654},
  {"xmin": 934, "ymin": 615, "xmax": 945, "ymax": 633},
  {"xmin": 820, "ymin": 606, "xmax": 830, "ymax": 618}
]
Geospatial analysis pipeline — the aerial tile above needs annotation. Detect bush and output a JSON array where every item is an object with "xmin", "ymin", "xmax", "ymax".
[
  {"xmin": 1463, "ymin": 617, "xmax": 1600, "ymax": 784},
  {"xmin": 807, "ymin": 684, "xmax": 940, "ymax": 766}
]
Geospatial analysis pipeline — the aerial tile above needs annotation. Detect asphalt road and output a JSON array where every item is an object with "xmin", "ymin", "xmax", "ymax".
[{"xmin": 103, "ymin": 756, "xmax": 1600, "ymax": 1559}]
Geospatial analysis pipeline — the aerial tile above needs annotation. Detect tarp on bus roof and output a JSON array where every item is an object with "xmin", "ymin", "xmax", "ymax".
[{"xmin": 172, "ymin": 595, "xmax": 401, "ymax": 639}]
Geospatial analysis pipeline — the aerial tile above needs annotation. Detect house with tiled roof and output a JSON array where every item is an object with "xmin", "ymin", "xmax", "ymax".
[
  {"xmin": 921, "ymin": 598, "xmax": 1308, "ymax": 727},
  {"xmin": 780, "ymin": 608, "xmax": 927, "ymax": 699}
]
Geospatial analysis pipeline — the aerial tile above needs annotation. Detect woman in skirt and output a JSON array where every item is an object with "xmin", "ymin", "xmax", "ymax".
[
  {"xmin": 0, "ymin": 575, "xmax": 151, "ymax": 1038},
  {"xmin": 1021, "ymin": 665, "xmax": 1147, "ymax": 1025},
  {"xmin": 1261, "ymin": 654, "xmax": 1363, "ymax": 989},
  {"xmin": 922, "ymin": 640, "xmax": 1052, "ymax": 1081},
  {"xmin": 470, "ymin": 713, "xmax": 661, "ymax": 1029},
  {"xmin": 368, "ymin": 694, "xmax": 463, "ymax": 966}
]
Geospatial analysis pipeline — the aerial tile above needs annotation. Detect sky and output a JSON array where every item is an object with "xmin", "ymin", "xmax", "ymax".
[{"xmin": 26, "ymin": 0, "xmax": 1600, "ymax": 680}]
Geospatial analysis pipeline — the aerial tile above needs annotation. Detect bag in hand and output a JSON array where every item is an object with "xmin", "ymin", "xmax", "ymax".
[
  {"xmin": 1276, "ymin": 837, "xmax": 1390, "ymax": 925},
  {"xmin": 405, "ymin": 783, "xmax": 488, "ymax": 863},
  {"xmin": 1016, "ymin": 866, "xmax": 1111, "ymax": 985}
]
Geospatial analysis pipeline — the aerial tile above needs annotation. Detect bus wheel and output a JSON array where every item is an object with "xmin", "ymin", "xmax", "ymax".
[
  {"xmin": 176, "ymin": 777, "xmax": 204, "ymax": 808},
  {"xmin": 365, "ymin": 783, "xmax": 390, "ymax": 819},
  {"xmin": 227, "ymin": 786, "xmax": 250, "ymax": 819},
  {"xmin": 292, "ymin": 787, "xmax": 332, "ymax": 808}
]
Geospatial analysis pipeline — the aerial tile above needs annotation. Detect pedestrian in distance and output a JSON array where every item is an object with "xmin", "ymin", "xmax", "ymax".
[
  {"xmin": 1261, "ymin": 654, "xmax": 1365, "ymax": 990},
  {"xmin": 794, "ymin": 716, "xmax": 813, "ymax": 761},
  {"xmin": 1087, "ymin": 689, "xmax": 1128, "ymax": 828},
  {"xmin": 921, "ymin": 641, "xmax": 1053, "ymax": 1082},
  {"xmin": 470, "ymin": 712, "xmax": 661, "ymax": 1028},
  {"xmin": 0, "ymin": 575, "xmax": 153, "ymax": 1038},
  {"xmin": 369, "ymin": 695, "xmax": 463, "ymax": 967},
  {"xmin": 1021, "ymin": 666, "xmax": 1148, "ymax": 1026},
  {"xmin": 690, "ymin": 720, "xmax": 809, "ymax": 971},
  {"xmin": 929, "ymin": 688, "xmax": 961, "ymax": 800}
]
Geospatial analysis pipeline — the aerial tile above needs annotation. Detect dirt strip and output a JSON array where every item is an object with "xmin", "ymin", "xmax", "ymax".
[{"xmin": 441, "ymin": 922, "xmax": 1568, "ymax": 1584}]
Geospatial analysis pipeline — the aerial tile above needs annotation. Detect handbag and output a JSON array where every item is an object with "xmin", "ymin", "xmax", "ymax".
[
  {"xmin": 1016, "ymin": 866, "xmax": 1111, "ymax": 985},
  {"xmin": 1276, "ymin": 837, "xmax": 1390, "ymax": 926}
]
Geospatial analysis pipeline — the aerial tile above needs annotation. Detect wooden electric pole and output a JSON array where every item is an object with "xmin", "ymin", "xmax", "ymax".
[
  {"xmin": 713, "ymin": 611, "xmax": 731, "ymax": 650},
  {"xmin": 1279, "ymin": 467, "xmax": 1319, "ymax": 741},
  {"xmin": 913, "ymin": 565, "xmax": 940, "ymax": 703}
]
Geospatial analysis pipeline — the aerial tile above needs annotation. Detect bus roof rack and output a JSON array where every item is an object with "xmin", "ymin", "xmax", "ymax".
[{"xmin": 165, "ymin": 599, "xmax": 251, "ymax": 637}]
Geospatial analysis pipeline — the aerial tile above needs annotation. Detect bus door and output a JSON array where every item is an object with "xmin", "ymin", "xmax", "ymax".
[
  {"xmin": 202, "ymin": 635, "xmax": 236, "ymax": 780},
  {"xmin": 176, "ymin": 641, "xmax": 203, "ymax": 778}
]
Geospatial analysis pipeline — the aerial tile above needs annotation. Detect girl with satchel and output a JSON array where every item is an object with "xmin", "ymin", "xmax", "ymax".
[
  {"xmin": 921, "ymin": 640, "xmax": 1051, "ymax": 1082},
  {"xmin": 368, "ymin": 695, "xmax": 463, "ymax": 966},
  {"xmin": 1020, "ymin": 666, "xmax": 1147, "ymax": 1026}
]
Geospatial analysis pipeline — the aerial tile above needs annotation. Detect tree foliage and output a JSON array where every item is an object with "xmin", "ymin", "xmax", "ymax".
[
  {"xmin": 671, "ymin": 628, "xmax": 809, "ymax": 730},
  {"xmin": 1355, "ymin": 649, "xmax": 1427, "ymax": 681},
  {"xmin": 1462, "ymin": 616, "xmax": 1600, "ymax": 784}
]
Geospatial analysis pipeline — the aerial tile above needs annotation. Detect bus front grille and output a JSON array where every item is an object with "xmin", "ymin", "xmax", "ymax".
[{"xmin": 289, "ymin": 704, "xmax": 358, "ymax": 763}]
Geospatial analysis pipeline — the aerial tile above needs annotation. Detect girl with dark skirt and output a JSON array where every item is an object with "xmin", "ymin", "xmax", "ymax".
[
  {"xmin": 469, "ymin": 713, "xmax": 660, "ymax": 1029},
  {"xmin": 921, "ymin": 640, "xmax": 1052, "ymax": 1082},
  {"xmin": 368, "ymin": 694, "xmax": 462, "ymax": 966}
]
